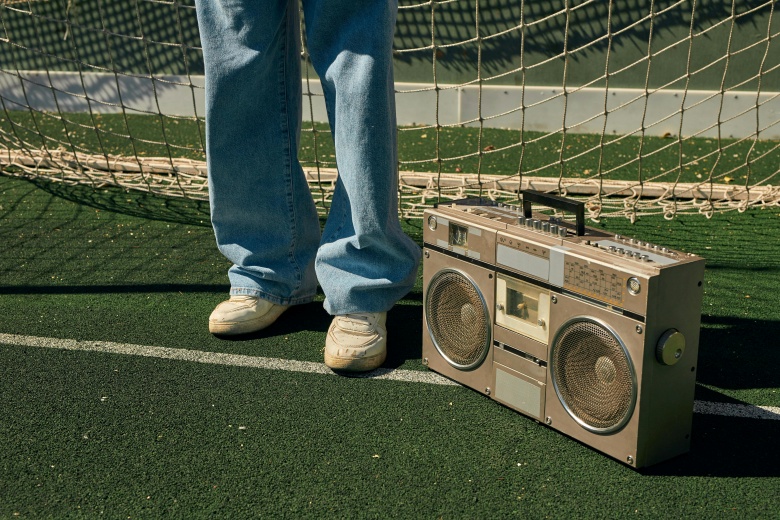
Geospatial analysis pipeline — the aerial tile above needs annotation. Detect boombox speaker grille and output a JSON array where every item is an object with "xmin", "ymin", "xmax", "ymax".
[
  {"xmin": 551, "ymin": 318, "xmax": 637, "ymax": 434},
  {"xmin": 425, "ymin": 269, "xmax": 490, "ymax": 370}
]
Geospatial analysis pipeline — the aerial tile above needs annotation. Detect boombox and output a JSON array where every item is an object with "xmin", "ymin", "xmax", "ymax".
[{"xmin": 422, "ymin": 191, "xmax": 705, "ymax": 468}]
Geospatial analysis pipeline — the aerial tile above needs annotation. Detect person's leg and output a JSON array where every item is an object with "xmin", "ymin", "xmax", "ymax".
[
  {"xmin": 303, "ymin": 0, "xmax": 421, "ymax": 317},
  {"xmin": 196, "ymin": 0, "xmax": 320, "ymax": 316},
  {"xmin": 303, "ymin": 0, "xmax": 420, "ymax": 370}
]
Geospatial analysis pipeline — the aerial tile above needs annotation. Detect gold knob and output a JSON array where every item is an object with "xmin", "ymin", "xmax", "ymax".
[{"xmin": 656, "ymin": 329, "xmax": 686, "ymax": 366}]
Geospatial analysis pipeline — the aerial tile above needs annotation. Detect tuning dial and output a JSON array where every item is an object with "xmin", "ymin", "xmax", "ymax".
[{"xmin": 656, "ymin": 329, "xmax": 686, "ymax": 366}]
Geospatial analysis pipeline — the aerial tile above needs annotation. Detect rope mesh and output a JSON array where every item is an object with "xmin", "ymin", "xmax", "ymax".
[{"xmin": 1, "ymin": 0, "xmax": 778, "ymax": 221}]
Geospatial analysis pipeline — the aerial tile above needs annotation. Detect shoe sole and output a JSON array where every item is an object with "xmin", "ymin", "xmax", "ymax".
[
  {"xmin": 324, "ymin": 350, "xmax": 386, "ymax": 372},
  {"xmin": 209, "ymin": 305, "xmax": 288, "ymax": 335}
]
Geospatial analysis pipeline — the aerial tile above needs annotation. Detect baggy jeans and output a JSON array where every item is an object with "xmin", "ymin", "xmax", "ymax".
[{"xmin": 195, "ymin": 0, "xmax": 421, "ymax": 315}]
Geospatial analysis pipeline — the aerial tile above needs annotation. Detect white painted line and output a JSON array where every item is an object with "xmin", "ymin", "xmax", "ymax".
[
  {"xmin": 1, "ymin": 332, "xmax": 778, "ymax": 420},
  {"xmin": 0, "ymin": 333, "xmax": 457, "ymax": 386},
  {"xmin": 693, "ymin": 400, "xmax": 780, "ymax": 421}
]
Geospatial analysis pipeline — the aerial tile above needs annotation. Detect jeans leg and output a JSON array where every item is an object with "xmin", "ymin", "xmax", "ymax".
[
  {"xmin": 196, "ymin": 0, "xmax": 320, "ymax": 306},
  {"xmin": 303, "ymin": 0, "xmax": 422, "ymax": 315}
]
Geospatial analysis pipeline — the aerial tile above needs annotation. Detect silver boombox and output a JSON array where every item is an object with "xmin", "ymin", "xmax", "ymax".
[{"xmin": 422, "ymin": 191, "xmax": 705, "ymax": 468}]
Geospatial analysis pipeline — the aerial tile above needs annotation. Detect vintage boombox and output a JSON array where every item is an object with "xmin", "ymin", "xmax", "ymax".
[{"xmin": 422, "ymin": 191, "xmax": 705, "ymax": 468}]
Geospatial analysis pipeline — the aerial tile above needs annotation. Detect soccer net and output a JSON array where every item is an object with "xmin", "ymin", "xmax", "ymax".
[{"xmin": 1, "ymin": 0, "xmax": 778, "ymax": 221}]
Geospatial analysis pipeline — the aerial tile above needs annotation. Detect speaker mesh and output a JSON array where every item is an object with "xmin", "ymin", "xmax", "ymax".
[
  {"xmin": 425, "ymin": 270, "xmax": 490, "ymax": 370},
  {"xmin": 552, "ymin": 318, "xmax": 636, "ymax": 433}
]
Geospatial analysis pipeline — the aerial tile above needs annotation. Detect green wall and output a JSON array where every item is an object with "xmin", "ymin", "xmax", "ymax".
[
  {"xmin": 1, "ymin": 0, "xmax": 777, "ymax": 92},
  {"xmin": 392, "ymin": 0, "xmax": 779, "ymax": 91}
]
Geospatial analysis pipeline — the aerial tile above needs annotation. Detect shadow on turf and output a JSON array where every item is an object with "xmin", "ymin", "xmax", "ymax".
[
  {"xmin": 214, "ymin": 297, "xmax": 426, "ymax": 369},
  {"xmin": 0, "ymin": 283, "xmax": 229, "ymax": 295},
  {"xmin": 697, "ymin": 315, "xmax": 780, "ymax": 391},
  {"xmin": 642, "ymin": 386, "xmax": 780, "ymax": 478},
  {"xmin": 24, "ymin": 176, "xmax": 213, "ymax": 227}
]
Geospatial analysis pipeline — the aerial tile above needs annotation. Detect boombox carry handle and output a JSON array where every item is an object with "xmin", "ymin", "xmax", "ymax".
[{"xmin": 522, "ymin": 190, "xmax": 585, "ymax": 236}]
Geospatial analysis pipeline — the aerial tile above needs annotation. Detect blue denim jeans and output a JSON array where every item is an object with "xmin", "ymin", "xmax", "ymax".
[{"xmin": 195, "ymin": 0, "xmax": 421, "ymax": 315}]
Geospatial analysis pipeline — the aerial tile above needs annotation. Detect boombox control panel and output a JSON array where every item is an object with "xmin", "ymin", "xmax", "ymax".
[{"xmin": 422, "ymin": 191, "xmax": 705, "ymax": 468}]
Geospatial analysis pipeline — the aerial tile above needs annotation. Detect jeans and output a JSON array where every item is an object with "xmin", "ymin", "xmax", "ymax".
[{"xmin": 195, "ymin": 0, "xmax": 421, "ymax": 315}]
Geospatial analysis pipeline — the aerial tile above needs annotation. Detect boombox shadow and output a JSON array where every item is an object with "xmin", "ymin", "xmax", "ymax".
[
  {"xmin": 696, "ymin": 314, "xmax": 780, "ymax": 391},
  {"xmin": 642, "ymin": 388, "xmax": 780, "ymax": 477}
]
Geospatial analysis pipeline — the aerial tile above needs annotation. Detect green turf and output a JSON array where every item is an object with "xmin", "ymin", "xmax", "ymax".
[
  {"xmin": 3, "ymin": 111, "xmax": 777, "ymax": 186},
  {"xmin": 1, "ymin": 174, "xmax": 779, "ymax": 517}
]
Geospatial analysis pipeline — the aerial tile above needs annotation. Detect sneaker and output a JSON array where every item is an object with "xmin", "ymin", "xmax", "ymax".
[
  {"xmin": 209, "ymin": 295, "xmax": 289, "ymax": 335},
  {"xmin": 324, "ymin": 312, "xmax": 387, "ymax": 372}
]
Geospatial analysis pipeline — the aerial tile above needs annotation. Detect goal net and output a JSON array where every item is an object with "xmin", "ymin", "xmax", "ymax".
[{"xmin": 1, "ymin": 0, "xmax": 778, "ymax": 220}]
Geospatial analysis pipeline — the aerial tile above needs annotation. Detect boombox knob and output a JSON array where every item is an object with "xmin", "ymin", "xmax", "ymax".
[{"xmin": 656, "ymin": 329, "xmax": 686, "ymax": 366}]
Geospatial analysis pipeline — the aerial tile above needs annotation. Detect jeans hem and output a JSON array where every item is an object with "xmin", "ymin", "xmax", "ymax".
[
  {"xmin": 229, "ymin": 287, "xmax": 318, "ymax": 307},
  {"xmin": 325, "ymin": 303, "xmax": 395, "ymax": 317}
]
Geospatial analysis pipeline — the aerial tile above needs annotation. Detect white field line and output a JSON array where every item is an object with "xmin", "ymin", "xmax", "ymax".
[
  {"xmin": 0, "ymin": 333, "xmax": 457, "ymax": 386},
  {"xmin": 2, "ymin": 332, "xmax": 778, "ymax": 421}
]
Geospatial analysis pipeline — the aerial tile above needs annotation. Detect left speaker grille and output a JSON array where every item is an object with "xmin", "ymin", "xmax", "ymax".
[{"xmin": 425, "ymin": 269, "xmax": 490, "ymax": 370}]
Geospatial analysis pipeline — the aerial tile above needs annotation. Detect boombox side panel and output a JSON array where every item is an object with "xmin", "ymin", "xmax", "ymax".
[{"xmin": 635, "ymin": 259, "xmax": 705, "ymax": 466}]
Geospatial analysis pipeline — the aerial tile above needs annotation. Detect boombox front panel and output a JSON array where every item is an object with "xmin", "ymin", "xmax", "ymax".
[{"xmin": 421, "ymin": 198, "xmax": 705, "ymax": 468}]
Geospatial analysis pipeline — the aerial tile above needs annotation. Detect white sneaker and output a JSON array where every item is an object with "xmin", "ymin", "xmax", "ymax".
[
  {"xmin": 209, "ymin": 295, "xmax": 289, "ymax": 335},
  {"xmin": 324, "ymin": 312, "xmax": 387, "ymax": 372}
]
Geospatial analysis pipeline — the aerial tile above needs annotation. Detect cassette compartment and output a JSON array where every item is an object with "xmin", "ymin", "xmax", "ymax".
[{"xmin": 495, "ymin": 274, "xmax": 550, "ymax": 344}]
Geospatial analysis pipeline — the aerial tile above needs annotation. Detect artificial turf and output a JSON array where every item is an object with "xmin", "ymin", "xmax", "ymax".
[{"xmin": 1, "ymin": 174, "xmax": 779, "ymax": 518}]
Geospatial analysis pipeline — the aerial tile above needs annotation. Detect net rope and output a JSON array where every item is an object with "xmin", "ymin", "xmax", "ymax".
[{"xmin": 1, "ymin": 0, "xmax": 778, "ymax": 221}]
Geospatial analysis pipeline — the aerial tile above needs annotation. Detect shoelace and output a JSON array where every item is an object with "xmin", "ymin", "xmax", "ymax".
[{"xmin": 336, "ymin": 314, "xmax": 377, "ymax": 332}]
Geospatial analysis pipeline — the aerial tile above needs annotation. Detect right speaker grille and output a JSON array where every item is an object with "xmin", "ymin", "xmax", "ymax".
[
  {"xmin": 425, "ymin": 269, "xmax": 490, "ymax": 370},
  {"xmin": 551, "ymin": 318, "xmax": 637, "ymax": 434}
]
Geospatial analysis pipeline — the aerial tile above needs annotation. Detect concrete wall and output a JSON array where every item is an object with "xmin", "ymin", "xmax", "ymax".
[{"xmin": 2, "ymin": 71, "xmax": 778, "ymax": 139}]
